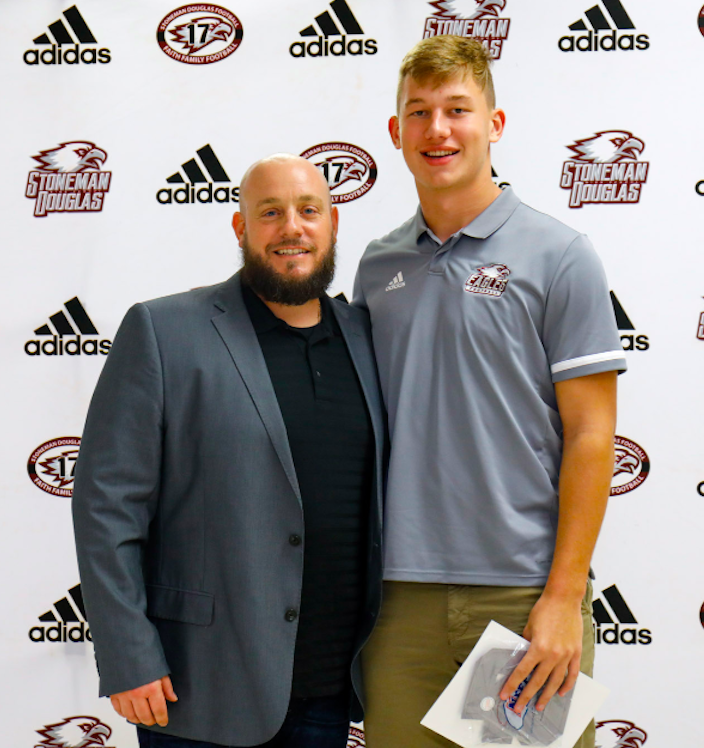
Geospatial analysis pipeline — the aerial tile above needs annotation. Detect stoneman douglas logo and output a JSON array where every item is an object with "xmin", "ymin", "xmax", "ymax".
[
  {"xmin": 25, "ymin": 142, "xmax": 111, "ymax": 217},
  {"xmin": 611, "ymin": 436, "xmax": 649, "ymax": 496},
  {"xmin": 422, "ymin": 1, "xmax": 511, "ymax": 59},
  {"xmin": 301, "ymin": 143, "xmax": 376, "ymax": 203},
  {"xmin": 464, "ymin": 263, "xmax": 510, "ymax": 297},
  {"xmin": 35, "ymin": 717, "xmax": 114, "ymax": 748},
  {"xmin": 560, "ymin": 130, "xmax": 649, "ymax": 208},
  {"xmin": 157, "ymin": 5, "xmax": 243, "ymax": 64},
  {"xmin": 346, "ymin": 726, "xmax": 365, "ymax": 747},
  {"xmin": 28, "ymin": 437, "xmax": 81, "ymax": 497},
  {"xmin": 595, "ymin": 719, "xmax": 648, "ymax": 747}
]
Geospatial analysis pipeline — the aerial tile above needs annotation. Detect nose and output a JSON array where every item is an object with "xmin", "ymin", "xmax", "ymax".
[
  {"xmin": 281, "ymin": 208, "xmax": 303, "ymax": 237},
  {"xmin": 426, "ymin": 110, "xmax": 450, "ymax": 140}
]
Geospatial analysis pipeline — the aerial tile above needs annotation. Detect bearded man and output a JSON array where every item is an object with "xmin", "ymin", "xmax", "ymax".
[{"xmin": 72, "ymin": 154, "xmax": 385, "ymax": 748}]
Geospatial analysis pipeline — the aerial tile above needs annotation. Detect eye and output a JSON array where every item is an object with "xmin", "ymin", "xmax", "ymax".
[
  {"xmin": 76, "ymin": 149, "xmax": 87, "ymax": 156},
  {"xmin": 302, "ymin": 206, "xmax": 319, "ymax": 215},
  {"xmin": 408, "ymin": 109, "xmax": 427, "ymax": 117}
]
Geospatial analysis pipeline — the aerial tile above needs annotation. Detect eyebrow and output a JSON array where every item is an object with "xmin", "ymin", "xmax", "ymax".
[
  {"xmin": 405, "ymin": 94, "xmax": 473, "ymax": 109},
  {"xmin": 254, "ymin": 195, "xmax": 325, "ymax": 209}
]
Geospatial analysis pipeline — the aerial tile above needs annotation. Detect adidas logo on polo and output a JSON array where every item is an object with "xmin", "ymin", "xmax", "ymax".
[
  {"xmin": 592, "ymin": 584, "xmax": 652, "ymax": 645},
  {"xmin": 559, "ymin": 0, "xmax": 649, "ymax": 52},
  {"xmin": 385, "ymin": 272, "xmax": 406, "ymax": 292},
  {"xmin": 23, "ymin": 5, "xmax": 111, "ymax": 65},
  {"xmin": 29, "ymin": 584, "xmax": 92, "ymax": 642},
  {"xmin": 25, "ymin": 297, "xmax": 111, "ymax": 356},
  {"xmin": 156, "ymin": 144, "xmax": 239, "ymax": 204},
  {"xmin": 290, "ymin": 0, "xmax": 378, "ymax": 57}
]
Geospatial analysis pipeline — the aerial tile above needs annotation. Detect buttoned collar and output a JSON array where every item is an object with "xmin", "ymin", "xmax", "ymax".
[
  {"xmin": 240, "ymin": 277, "xmax": 336, "ymax": 338},
  {"xmin": 414, "ymin": 186, "xmax": 521, "ymax": 246}
]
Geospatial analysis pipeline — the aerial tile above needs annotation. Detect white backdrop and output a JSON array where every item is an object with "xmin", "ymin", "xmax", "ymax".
[{"xmin": 2, "ymin": 1, "xmax": 704, "ymax": 747}]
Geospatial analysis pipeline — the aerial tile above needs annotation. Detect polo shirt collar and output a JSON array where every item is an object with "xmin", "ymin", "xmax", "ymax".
[
  {"xmin": 241, "ymin": 279, "xmax": 335, "ymax": 337},
  {"xmin": 414, "ymin": 186, "xmax": 521, "ymax": 244}
]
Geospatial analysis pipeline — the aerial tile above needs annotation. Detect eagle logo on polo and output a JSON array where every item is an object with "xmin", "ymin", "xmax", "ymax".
[{"xmin": 464, "ymin": 263, "xmax": 510, "ymax": 297}]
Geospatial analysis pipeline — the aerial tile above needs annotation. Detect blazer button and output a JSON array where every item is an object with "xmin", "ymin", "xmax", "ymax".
[
  {"xmin": 285, "ymin": 608, "xmax": 298, "ymax": 622},
  {"xmin": 289, "ymin": 534, "xmax": 302, "ymax": 546}
]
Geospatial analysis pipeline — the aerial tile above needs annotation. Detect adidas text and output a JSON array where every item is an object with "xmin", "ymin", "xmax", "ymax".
[
  {"xmin": 594, "ymin": 624, "xmax": 652, "ymax": 645},
  {"xmin": 558, "ymin": 30, "xmax": 649, "ymax": 52},
  {"xmin": 25, "ymin": 336, "xmax": 110, "ymax": 356},
  {"xmin": 290, "ymin": 37, "xmax": 377, "ymax": 57},
  {"xmin": 156, "ymin": 185, "xmax": 239, "ymax": 204},
  {"xmin": 29, "ymin": 621, "xmax": 92, "ymax": 643},
  {"xmin": 24, "ymin": 45, "xmax": 111, "ymax": 65}
]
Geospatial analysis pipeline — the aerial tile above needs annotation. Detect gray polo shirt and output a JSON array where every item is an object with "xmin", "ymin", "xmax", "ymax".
[{"xmin": 353, "ymin": 187, "xmax": 626, "ymax": 586}]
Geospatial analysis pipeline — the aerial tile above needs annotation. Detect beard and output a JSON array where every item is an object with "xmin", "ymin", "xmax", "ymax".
[{"xmin": 240, "ymin": 235, "xmax": 336, "ymax": 306}]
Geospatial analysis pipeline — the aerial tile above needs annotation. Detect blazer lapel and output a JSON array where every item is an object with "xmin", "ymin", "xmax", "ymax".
[{"xmin": 211, "ymin": 273, "xmax": 300, "ymax": 501}]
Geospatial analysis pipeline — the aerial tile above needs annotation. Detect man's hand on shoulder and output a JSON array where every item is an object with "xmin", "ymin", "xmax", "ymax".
[
  {"xmin": 110, "ymin": 675, "xmax": 178, "ymax": 727},
  {"xmin": 499, "ymin": 591, "xmax": 583, "ymax": 715}
]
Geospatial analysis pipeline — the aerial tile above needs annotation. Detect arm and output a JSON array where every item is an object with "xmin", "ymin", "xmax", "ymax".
[
  {"xmin": 500, "ymin": 370, "xmax": 617, "ymax": 713},
  {"xmin": 72, "ymin": 303, "xmax": 172, "ymax": 716}
]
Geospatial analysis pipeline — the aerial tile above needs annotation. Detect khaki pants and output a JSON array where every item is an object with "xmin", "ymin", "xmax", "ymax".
[{"xmin": 362, "ymin": 581, "xmax": 595, "ymax": 748}]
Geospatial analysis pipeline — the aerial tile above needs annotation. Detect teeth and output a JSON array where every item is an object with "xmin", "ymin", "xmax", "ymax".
[
  {"xmin": 425, "ymin": 150, "xmax": 456, "ymax": 157},
  {"xmin": 275, "ymin": 249, "xmax": 308, "ymax": 255}
]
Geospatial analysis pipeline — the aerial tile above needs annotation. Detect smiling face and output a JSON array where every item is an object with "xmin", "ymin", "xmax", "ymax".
[
  {"xmin": 233, "ymin": 156, "xmax": 338, "ymax": 305},
  {"xmin": 390, "ymin": 73, "xmax": 504, "ymax": 200}
]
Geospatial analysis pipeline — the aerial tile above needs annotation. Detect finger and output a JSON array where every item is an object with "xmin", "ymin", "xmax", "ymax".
[
  {"xmin": 535, "ymin": 665, "xmax": 568, "ymax": 712},
  {"xmin": 132, "ymin": 697, "xmax": 157, "ymax": 726},
  {"xmin": 162, "ymin": 676, "xmax": 178, "ymax": 702},
  {"xmin": 558, "ymin": 654, "xmax": 581, "ymax": 697},
  {"xmin": 499, "ymin": 655, "xmax": 538, "ymax": 701},
  {"xmin": 119, "ymin": 697, "xmax": 140, "ymax": 725},
  {"xmin": 110, "ymin": 695, "xmax": 124, "ymax": 718},
  {"xmin": 512, "ymin": 662, "xmax": 554, "ymax": 714},
  {"xmin": 148, "ymin": 687, "xmax": 170, "ymax": 727}
]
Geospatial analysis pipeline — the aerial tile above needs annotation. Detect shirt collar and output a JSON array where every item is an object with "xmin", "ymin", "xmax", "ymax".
[
  {"xmin": 414, "ymin": 186, "xmax": 521, "ymax": 244},
  {"xmin": 240, "ymin": 277, "xmax": 336, "ymax": 338}
]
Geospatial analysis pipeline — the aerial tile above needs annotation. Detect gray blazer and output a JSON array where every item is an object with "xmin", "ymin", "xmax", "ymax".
[{"xmin": 72, "ymin": 272, "xmax": 385, "ymax": 746}]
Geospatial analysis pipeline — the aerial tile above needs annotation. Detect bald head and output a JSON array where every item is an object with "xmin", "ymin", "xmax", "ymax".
[{"xmin": 238, "ymin": 154, "xmax": 331, "ymax": 216}]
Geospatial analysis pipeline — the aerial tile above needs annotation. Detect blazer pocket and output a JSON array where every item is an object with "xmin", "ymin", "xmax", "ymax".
[{"xmin": 146, "ymin": 584, "xmax": 214, "ymax": 626}]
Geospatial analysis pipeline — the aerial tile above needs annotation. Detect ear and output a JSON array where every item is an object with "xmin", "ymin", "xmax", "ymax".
[
  {"xmin": 331, "ymin": 205, "xmax": 339, "ymax": 239},
  {"xmin": 232, "ymin": 211, "xmax": 246, "ymax": 246},
  {"xmin": 489, "ymin": 108, "xmax": 506, "ymax": 144},
  {"xmin": 388, "ymin": 116, "xmax": 402, "ymax": 150}
]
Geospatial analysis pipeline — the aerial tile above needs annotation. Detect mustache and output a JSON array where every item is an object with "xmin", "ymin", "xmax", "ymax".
[{"xmin": 266, "ymin": 238, "xmax": 316, "ymax": 253}]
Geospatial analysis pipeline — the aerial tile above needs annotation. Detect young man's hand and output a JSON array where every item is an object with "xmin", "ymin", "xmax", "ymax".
[
  {"xmin": 499, "ymin": 592, "xmax": 583, "ymax": 714},
  {"xmin": 110, "ymin": 676, "xmax": 178, "ymax": 727}
]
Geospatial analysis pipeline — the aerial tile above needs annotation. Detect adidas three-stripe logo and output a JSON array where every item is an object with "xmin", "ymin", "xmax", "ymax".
[
  {"xmin": 290, "ymin": 0, "xmax": 377, "ymax": 58},
  {"xmin": 592, "ymin": 584, "xmax": 652, "ymax": 645},
  {"xmin": 166, "ymin": 144, "xmax": 231, "ymax": 185},
  {"xmin": 559, "ymin": 0, "xmax": 649, "ymax": 52},
  {"xmin": 33, "ymin": 5, "xmax": 96, "ymax": 46},
  {"xmin": 569, "ymin": 0, "xmax": 634, "ymax": 31},
  {"xmin": 24, "ymin": 5, "xmax": 111, "ymax": 66},
  {"xmin": 385, "ymin": 272, "xmax": 406, "ymax": 292},
  {"xmin": 300, "ymin": 0, "xmax": 364, "ymax": 38},
  {"xmin": 35, "ymin": 297, "xmax": 98, "ymax": 337},
  {"xmin": 29, "ymin": 584, "xmax": 92, "ymax": 643}
]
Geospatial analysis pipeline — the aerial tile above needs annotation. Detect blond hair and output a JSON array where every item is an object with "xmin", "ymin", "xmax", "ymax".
[{"xmin": 396, "ymin": 36, "xmax": 496, "ymax": 111}]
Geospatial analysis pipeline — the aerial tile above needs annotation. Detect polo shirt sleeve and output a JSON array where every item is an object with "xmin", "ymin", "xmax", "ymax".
[{"xmin": 544, "ymin": 234, "xmax": 627, "ymax": 383}]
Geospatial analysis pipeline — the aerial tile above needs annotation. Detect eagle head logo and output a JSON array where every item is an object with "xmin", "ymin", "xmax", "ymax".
[
  {"xmin": 32, "ymin": 142, "xmax": 107, "ymax": 173},
  {"xmin": 169, "ymin": 16, "xmax": 234, "ymax": 55},
  {"xmin": 568, "ymin": 131, "xmax": 645, "ymax": 164},
  {"xmin": 314, "ymin": 155, "xmax": 368, "ymax": 191},
  {"xmin": 476, "ymin": 263, "xmax": 510, "ymax": 279},
  {"xmin": 430, "ymin": 0, "xmax": 506, "ymax": 19},
  {"xmin": 613, "ymin": 448, "xmax": 640, "ymax": 477},
  {"xmin": 596, "ymin": 720, "xmax": 647, "ymax": 748},
  {"xmin": 35, "ymin": 717, "xmax": 113, "ymax": 748}
]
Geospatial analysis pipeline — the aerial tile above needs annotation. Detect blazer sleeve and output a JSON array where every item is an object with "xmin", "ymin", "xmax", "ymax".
[{"xmin": 72, "ymin": 302, "xmax": 170, "ymax": 697}]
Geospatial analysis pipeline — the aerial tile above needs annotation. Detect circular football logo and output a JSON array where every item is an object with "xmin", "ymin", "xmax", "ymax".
[
  {"xmin": 699, "ymin": 6, "xmax": 704, "ymax": 38},
  {"xmin": 27, "ymin": 437, "xmax": 81, "ymax": 497},
  {"xmin": 611, "ymin": 436, "xmax": 649, "ymax": 496},
  {"xmin": 300, "ymin": 143, "xmax": 377, "ymax": 204},
  {"xmin": 157, "ymin": 5, "xmax": 243, "ymax": 64},
  {"xmin": 700, "ymin": 602, "xmax": 704, "ymax": 629}
]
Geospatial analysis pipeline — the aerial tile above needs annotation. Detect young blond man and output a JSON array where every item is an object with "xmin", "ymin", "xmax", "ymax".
[{"xmin": 353, "ymin": 36, "xmax": 626, "ymax": 748}]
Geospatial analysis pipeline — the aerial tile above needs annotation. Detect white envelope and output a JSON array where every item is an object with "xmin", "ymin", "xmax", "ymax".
[{"xmin": 421, "ymin": 621, "xmax": 609, "ymax": 748}]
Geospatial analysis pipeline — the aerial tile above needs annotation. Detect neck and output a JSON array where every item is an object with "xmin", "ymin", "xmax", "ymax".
[
  {"xmin": 417, "ymin": 177, "xmax": 501, "ymax": 244},
  {"xmin": 259, "ymin": 296, "xmax": 321, "ymax": 328}
]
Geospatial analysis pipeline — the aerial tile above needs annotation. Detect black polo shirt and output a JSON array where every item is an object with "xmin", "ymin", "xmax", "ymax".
[{"xmin": 241, "ymin": 281, "xmax": 374, "ymax": 699}]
